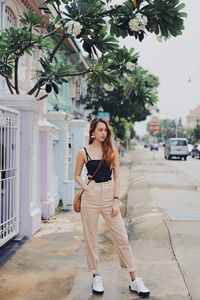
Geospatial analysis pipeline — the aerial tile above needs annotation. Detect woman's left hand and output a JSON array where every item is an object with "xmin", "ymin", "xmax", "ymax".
[{"xmin": 111, "ymin": 201, "xmax": 120, "ymax": 217}]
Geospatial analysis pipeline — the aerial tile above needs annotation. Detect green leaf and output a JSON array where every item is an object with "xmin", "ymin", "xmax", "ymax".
[
  {"xmin": 179, "ymin": 12, "xmax": 187, "ymax": 18},
  {"xmin": 0, "ymin": 40, "xmax": 7, "ymax": 46},
  {"xmin": 176, "ymin": 3, "xmax": 185, "ymax": 10}
]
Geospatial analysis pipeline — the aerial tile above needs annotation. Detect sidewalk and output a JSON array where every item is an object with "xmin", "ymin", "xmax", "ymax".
[{"xmin": 0, "ymin": 151, "xmax": 134, "ymax": 300}]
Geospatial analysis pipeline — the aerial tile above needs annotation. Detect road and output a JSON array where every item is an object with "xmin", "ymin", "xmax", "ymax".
[
  {"xmin": 127, "ymin": 146, "xmax": 200, "ymax": 300},
  {"xmin": 150, "ymin": 146, "xmax": 200, "ymax": 189}
]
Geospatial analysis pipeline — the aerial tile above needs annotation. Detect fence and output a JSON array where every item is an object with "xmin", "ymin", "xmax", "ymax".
[{"xmin": 0, "ymin": 105, "xmax": 20, "ymax": 247}]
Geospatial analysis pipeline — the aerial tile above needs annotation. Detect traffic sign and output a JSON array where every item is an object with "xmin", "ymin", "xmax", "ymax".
[
  {"xmin": 97, "ymin": 112, "xmax": 110, "ymax": 121},
  {"xmin": 150, "ymin": 117, "xmax": 159, "ymax": 133}
]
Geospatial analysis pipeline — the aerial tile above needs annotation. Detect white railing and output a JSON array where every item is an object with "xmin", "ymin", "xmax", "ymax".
[{"xmin": 0, "ymin": 105, "xmax": 20, "ymax": 247}]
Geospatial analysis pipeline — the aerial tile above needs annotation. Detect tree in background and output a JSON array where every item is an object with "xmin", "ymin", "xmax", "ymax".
[
  {"xmin": 141, "ymin": 132, "xmax": 151, "ymax": 145},
  {"xmin": 176, "ymin": 117, "xmax": 182, "ymax": 136},
  {"xmin": 176, "ymin": 123, "xmax": 200, "ymax": 144},
  {"xmin": 129, "ymin": 123, "xmax": 136, "ymax": 139},
  {"xmin": 0, "ymin": 0, "xmax": 186, "ymax": 99},
  {"xmin": 192, "ymin": 124, "xmax": 200, "ymax": 144},
  {"xmin": 82, "ymin": 65, "xmax": 159, "ymax": 140}
]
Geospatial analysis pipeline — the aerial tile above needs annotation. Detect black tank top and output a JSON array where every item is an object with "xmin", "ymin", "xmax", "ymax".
[{"xmin": 84, "ymin": 147, "xmax": 112, "ymax": 183}]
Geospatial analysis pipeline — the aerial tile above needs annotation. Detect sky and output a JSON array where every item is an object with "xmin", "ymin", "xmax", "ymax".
[{"xmin": 112, "ymin": 0, "xmax": 200, "ymax": 135}]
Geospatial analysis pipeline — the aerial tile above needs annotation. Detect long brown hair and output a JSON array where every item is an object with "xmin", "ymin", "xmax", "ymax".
[{"xmin": 89, "ymin": 118, "xmax": 115, "ymax": 168}]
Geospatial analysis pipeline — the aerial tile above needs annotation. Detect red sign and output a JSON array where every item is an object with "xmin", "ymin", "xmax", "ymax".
[{"xmin": 150, "ymin": 117, "xmax": 159, "ymax": 133}]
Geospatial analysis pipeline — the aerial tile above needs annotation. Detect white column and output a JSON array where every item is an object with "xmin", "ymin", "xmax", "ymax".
[
  {"xmin": 70, "ymin": 119, "xmax": 89, "ymax": 189},
  {"xmin": 39, "ymin": 120, "xmax": 60, "ymax": 219},
  {"xmin": 46, "ymin": 111, "xmax": 74, "ymax": 210},
  {"xmin": 0, "ymin": 95, "xmax": 41, "ymax": 236}
]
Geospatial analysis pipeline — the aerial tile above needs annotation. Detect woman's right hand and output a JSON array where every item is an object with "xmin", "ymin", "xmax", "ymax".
[{"xmin": 83, "ymin": 186, "xmax": 91, "ymax": 192}]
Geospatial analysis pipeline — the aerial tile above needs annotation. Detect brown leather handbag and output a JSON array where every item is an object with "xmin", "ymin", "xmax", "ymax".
[{"xmin": 73, "ymin": 160, "xmax": 103, "ymax": 213}]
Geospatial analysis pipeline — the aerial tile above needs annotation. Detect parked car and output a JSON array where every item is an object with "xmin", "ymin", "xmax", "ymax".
[
  {"xmin": 191, "ymin": 144, "xmax": 200, "ymax": 159},
  {"xmin": 150, "ymin": 143, "xmax": 159, "ymax": 151},
  {"xmin": 164, "ymin": 138, "xmax": 188, "ymax": 160}
]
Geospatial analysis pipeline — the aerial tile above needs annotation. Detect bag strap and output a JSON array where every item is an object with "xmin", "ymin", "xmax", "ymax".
[
  {"xmin": 87, "ymin": 159, "xmax": 104, "ymax": 185},
  {"xmin": 79, "ymin": 160, "xmax": 104, "ymax": 197},
  {"xmin": 83, "ymin": 147, "xmax": 91, "ymax": 162}
]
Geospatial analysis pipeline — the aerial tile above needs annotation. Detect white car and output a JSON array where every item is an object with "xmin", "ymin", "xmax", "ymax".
[{"xmin": 164, "ymin": 138, "xmax": 189, "ymax": 160}]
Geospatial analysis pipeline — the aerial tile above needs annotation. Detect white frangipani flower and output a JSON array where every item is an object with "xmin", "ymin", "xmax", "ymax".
[
  {"xmin": 126, "ymin": 61, "xmax": 135, "ymax": 71},
  {"xmin": 103, "ymin": 83, "xmax": 115, "ymax": 91},
  {"xmin": 156, "ymin": 26, "xmax": 171, "ymax": 43},
  {"xmin": 124, "ymin": 73, "xmax": 133, "ymax": 82},
  {"xmin": 136, "ymin": 13, "xmax": 148, "ymax": 24},
  {"xmin": 67, "ymin": 20, "xmax": 83, "ymax": 37},
  {"xmin": 156, "ymin": 35, "xmax": 163, "ymax": 43},
  {"xmin": 145, "ymin": 103, "xmax": 153, "ymax": 110},
  {"xmin": 157, "ymin": 33, "xmax": 171, "ymax": 43},
  {"xmin": 129, "ymin": 13, "xmax": 148, "ymax": 32}
]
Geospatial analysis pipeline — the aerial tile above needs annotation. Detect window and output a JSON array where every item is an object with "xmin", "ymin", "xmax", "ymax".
[
  {"xmin": 171, "ymin": 140, "xmax": 187, "ymax": 146},
  {"xmin": 5, "ymin": 7, "xmax": 16, "ymax": 28}
]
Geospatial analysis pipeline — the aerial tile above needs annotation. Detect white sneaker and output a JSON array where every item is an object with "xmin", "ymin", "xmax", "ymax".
[
  {"xmin": 92, "ymin": 275, "xmax": 104, "ymax": 294},
  {"xmin": 129, "ymin": 277, "xmax": 150, "ymax": 298}
]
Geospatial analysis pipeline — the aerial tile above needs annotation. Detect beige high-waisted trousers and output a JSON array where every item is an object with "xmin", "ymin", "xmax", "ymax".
[{"xmin": 81, "ymin": 180, "xmax": 137, "ymax": 274}]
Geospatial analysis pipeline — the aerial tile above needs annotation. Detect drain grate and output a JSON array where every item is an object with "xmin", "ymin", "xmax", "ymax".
[{"xmin": 165, "ymin": 209, "xmax": 200, "ymax": 221}]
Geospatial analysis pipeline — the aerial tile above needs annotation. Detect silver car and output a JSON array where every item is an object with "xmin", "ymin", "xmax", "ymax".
[{"xmin": 164, "ymin": 138, "xmax": 189, "ymax": 160}]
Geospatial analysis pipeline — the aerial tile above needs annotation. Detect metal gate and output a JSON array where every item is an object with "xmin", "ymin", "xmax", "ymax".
[{"xmin": 0, "ymin": 105, "xmax": 20, "ymax": 247}]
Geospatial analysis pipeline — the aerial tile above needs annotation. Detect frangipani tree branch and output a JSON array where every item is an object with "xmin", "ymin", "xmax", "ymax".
[
  {"xmin": 14, "ymin": 57, "xmax": 20, "ymax": 94},
  {"xmin": 0, "ymin": 0, "xmax": 186, "ymax": 98}
]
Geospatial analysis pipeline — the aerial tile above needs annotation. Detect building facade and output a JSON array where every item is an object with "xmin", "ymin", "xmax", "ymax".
[
  {"xmin": 0, "ymin": 0, "xmax": 89, "ymax": 245},
  {"xmin": 186, "ymin": 105, "xmax": 200, "ymax": 128}
]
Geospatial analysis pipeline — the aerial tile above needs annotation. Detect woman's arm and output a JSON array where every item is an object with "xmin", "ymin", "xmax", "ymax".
[
  {"xmin": 113, "ymin": 146, "xmax": 120, "ymax": 201},
  {"xmin": 74, "ymin": 149, "xmax": 89, "ymax": 190},
  {"xmin": 111, "ymin": 147, "xmax": 120, "ymax": 217}
]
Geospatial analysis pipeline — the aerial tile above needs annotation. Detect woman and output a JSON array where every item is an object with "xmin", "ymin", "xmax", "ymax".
[{"xmin": 74, "ymin": 118, "xmax": 150, "ymax": 298}]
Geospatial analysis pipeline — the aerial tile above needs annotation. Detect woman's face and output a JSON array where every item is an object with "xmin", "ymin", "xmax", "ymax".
[{"xmin": 93, "ymin": 121, "xmax": 108, "ymax": 143}]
